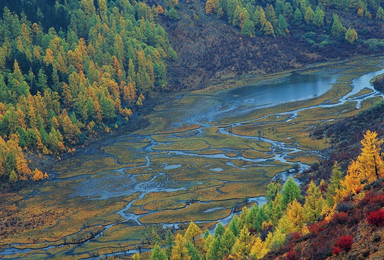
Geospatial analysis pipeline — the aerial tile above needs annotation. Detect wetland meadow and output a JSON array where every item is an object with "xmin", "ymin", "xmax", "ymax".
[{"xmin": 2, "ymin": 57, "xmax": 384, "ymax": 259}]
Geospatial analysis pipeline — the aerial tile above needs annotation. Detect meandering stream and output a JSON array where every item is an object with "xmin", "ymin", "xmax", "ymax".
[{"xmin": 1, "ymin": 59, "xmax": 384, "ymax": 259}]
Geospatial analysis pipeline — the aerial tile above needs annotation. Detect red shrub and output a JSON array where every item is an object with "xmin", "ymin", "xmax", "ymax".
[
  {"xmin": 292, "ymin": 232, "xmax": 301, "ymax": 241},
  {"xmin": 286, "ymin": 250, "xmax": 300, "ymax": 260},
  {"xmin": 332, "ymin": 246, "xmax": 341, "ymax": 255},
  {"xmin": 348, "ymin": 210, "xmax": 362, "ymax": 226},
  {"xmin": 374, "ymin": 195, "xmax": 384, "ymax": 205},
  {"xmin": 332, "ymin": 212, "xmax": 348, "ymax": 224},
  {"xmin": 308, "ymin": 223, "xmax": 323, "ymax": 236},
  {"xmin": 362, "ymin": 191, "xmax": 384, "ymax": 206},
  {"xmin": 336, "ymin": 235, "xmax": 353, "ymax": 252},
  {"xmin": 367, "ymin": 209, "xmax": 384, "ymax": 226}
]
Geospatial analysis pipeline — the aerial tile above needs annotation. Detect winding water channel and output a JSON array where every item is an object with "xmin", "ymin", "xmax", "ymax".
[{"xmin": 2, "ymin": 58, "xmax": 384, "ymax": 259}]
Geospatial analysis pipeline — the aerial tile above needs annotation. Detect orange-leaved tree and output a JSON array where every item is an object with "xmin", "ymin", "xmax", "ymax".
[{"xmin": 339, "ymin": 130, "xmax": 384, "ymax": 197}]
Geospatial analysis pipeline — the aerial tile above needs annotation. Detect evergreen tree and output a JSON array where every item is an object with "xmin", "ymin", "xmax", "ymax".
[
  {"xmin": 283, "ymin": 2, "xmax": 294, "ymax": 20},
  {"xmin": 263, "ymin": 21, "xmax": 275, "ymax": 35},
  {"xmin": 276, "ymin": 15, "xmax": 289, "ymax": 36},
  {"xmin": 265, "ymin": 228, "xmax": 286, "ymax": 249},
  {"xmin": 331, "ymin": 14, "xmax": 346, "ymax": 37},
  {"xmin": 281, "ymin": 177, "xmax": 302, "ymax": 209},
  {"xmin": 304, "ymin": 6, "xmax": 315, "ymax": 24},
  {"xmin": 214, "ymin": 222, "xmax": 225, "ymax": 238},
  {"xmin": 171, "ymin": 234, "xmax": 191, "ymax": 260},
  {"xmin": 345, "ymin": 27, "xmax": 358, "ymax": 44},
  {"xmin": 377, "ymin": 7, "xmax": 384, "ymax": 21},
  {"xmin": 266, "ymin": 182, "xmax": 282, "ymax": 202},
  {"xmin": 270, "ymin": 192, "xmax": 283, "ymax": 225},
  {"xmin": 314, "ymin": 6, "xmax": 325, "ymax": 28},
  {"xmin": 231, "ymin": 227, "xmax": 253, "ymax": 258},
  {"xmin": 286, "ymin": 199, "xmax": 305, "ymax": 233},
  {"xmin": 9, "ymin": 169, "xmax": 18, "ymax": 182},
  {"xmin": 186, "ymin": 242, "xmax": 201, "ymax": 260},
  {"xmin": 250, "ymin": 237, "xmax": 269, "ymax": 259},
  {"xmin": 241, "ymin": 19, "xmax": 255, "ymax": 37},
  {"xmin": 221, "ymin": 228, "xmax": 236, "ymax": 257},
  {"xmin": 185, "ymin": 221, "xmax": 202, "ymax": 246},
  {"xmin": 303, "ymin": 181, "xmax": 325, "ymax": 223},
  {"xmin": 293, "ymin": 8, "xmax": 303, "ymax": 25},
  {"xmin": 151, "ymin": 245, "xmax": 167, "ymax": 260},
  {"xmin": 326, "ymin": 162, "xmax": 343, "ymax": 207},
  {"xmin": 229, "ymin": 215, "xmax": 240, "ymax": 237},
  {"xmin": 265, "ymin": 4, "xmax": 278, "ymax": 27}
]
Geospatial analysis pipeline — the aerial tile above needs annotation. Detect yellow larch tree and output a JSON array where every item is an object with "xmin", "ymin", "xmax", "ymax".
[
  {"xmin": 339, "ymin": 160, "xmax": 364, "ymax": 197},
  {"xmin": 184, "ymin": 221, "xmax": 202, "ymax": 247},
  {"xmin": 171, "ymin": 233, "xmax": 190, "ymax": 260},
  {"xmin": 250, "ymin": 237, "xmax": 269, "ymax": 259},
  {"xmin": 338, "ymin": 130, "xmax": 384, "ymax": 197},
  {"xmin": 231, "ymin": 226, "xmax": 254, "ymax": 258},
  {"xmin": 358, "ymin": 130, "xmax": 384, "ymax": 181},
  {"xmin": 303, "ymin": 181, "xmax": 325, "ymax": 223},
  {"xmin": 286, "ymin": 199, "xmax": 305, "ymax": 233}
]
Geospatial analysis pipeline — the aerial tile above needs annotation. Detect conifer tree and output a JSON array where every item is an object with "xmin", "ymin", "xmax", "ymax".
[
  {"xmin": 229, "ymin": 215, "xmax": 240, "ymax": 237},
  {"xmin": 263, "ymin": 21, "xmax": 275, "ymax": 35},
  {"xmin": 304, "ymin": 6, "xmax": 315, "ymax": 24},
  {"xmin": 151, "ymin": 245, "xmax": 167, "ymax": 260},
  {"xmin": 358, "ymin": 130, "xmax": 384, "ymax": 180},
  {"xmin": 241, "ymin": 19, "xmax": 255, "ymax": 37},
  {"xmin": 171, "ymin": 234, "xmax": 191, "ymax": 260},
  {"xmin": 326, "ymin": 162, "xmax": 343, "ymax": 207},
  {"xmin": 206, "ymin": 237, "xmax": 222, "ymax": 260},
  {"xmin": 9, "ymin": 169, "xmax": 18, "ymax": 182},
  {"xmin": 303, "ymin": 181, "xmax": 325, "ymax": 223},
  {"xmin": 266, "ymin": 182, "xmax": 282, "ymax": 202},
  {"xmin": 214, "ymin": 222, "xmax": 225, "ymax": 238},
  {"xmin": 250, "ymin": 237, "xmax": 269, "ymax": 259},
  {"xmin": 270, "ymin": 192, "xmax": 283, "ymax": 225},
  {"xmin": 293, "ymin": 8, "xmax": 303, "ymax": 24},
  {"xmin": 186, "ymin": 242, "xmax": 201, "ymax": 260},
  {"xmin": 331, "ymin": 14, "xmax": 346, "ymax": 37},
  {"xmin": 345, "ymin": 27, "xmax": 358, "ymax": 44},
  {"xmin": 281, "ymin": 177, "xmax": 302, "ymax": 209},
  {"xmin": 277, "ymin": 15, "xmax": 289, "ymax": 35},
  {"xmin": 231, "ymin": 227, "xmax": 253, "ymax": 258},
  {"xmin": 265, "ymin": 228, "xmax": 286, "ymax": 249},
  {"xmin": 185, "ymin": 221, "xmax": 202, "ymax": 246},
  {"xmin": 286, "ymin": 199, "xmax": 305, "ymax": 232},
  {"xmin": 377, "ymin": 7, "xmax": 384, "ymax": 20},
  {"xmin": 314, "ymin": 6, "xmax": 325, "ymax": 28},
  {"xmin": 221, "ymin": 228, "xmax": 236, "ymax": 257},
  {"xmin": 265, "ymin": 4, "xmax": 278, "ymax": 27}
]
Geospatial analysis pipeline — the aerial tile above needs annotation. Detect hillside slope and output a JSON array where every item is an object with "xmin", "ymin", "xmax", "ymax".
[
  {"xmin": 154, "ymin": 0, "xmax": 383, "ymax": 91},
  {"xmin": 264, "ymin": 180, "xmax": 384, "ymax": 259}
]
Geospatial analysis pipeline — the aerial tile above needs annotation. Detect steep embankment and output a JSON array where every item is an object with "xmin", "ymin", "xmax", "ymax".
[
  {"xmin": 311, "ymin": 99, "xmax": 384, "ymax": 181},
  {"xmin": 263, "ymin": 181, "xmax": 384, "ymax": 259}
]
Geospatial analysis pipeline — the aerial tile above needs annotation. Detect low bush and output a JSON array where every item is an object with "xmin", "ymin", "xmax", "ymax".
[
  {"xmin": 308, "ymin": 223, "xmax": 323, "ymax": 236},
  {"xmin": 286, "ymin": 250, "xmax": 300, "ymax": 260},
  {"xmin": 336, "ymin": 202, "xmax": 353, "ymax": 212},
  {"xmin": 332, "ymin": 246, "xmax": 341, "ymax": 255},
  {"xmin": 367, "ymin": 209, "xmax": 384, "ymax": 227},
  {"xmin": 336, "ymin": 235, "xmax": 353, "ymax": 252},
  {"xmin": 332, "ymin": 212, "xmax": 348, "ymax": 225}
]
